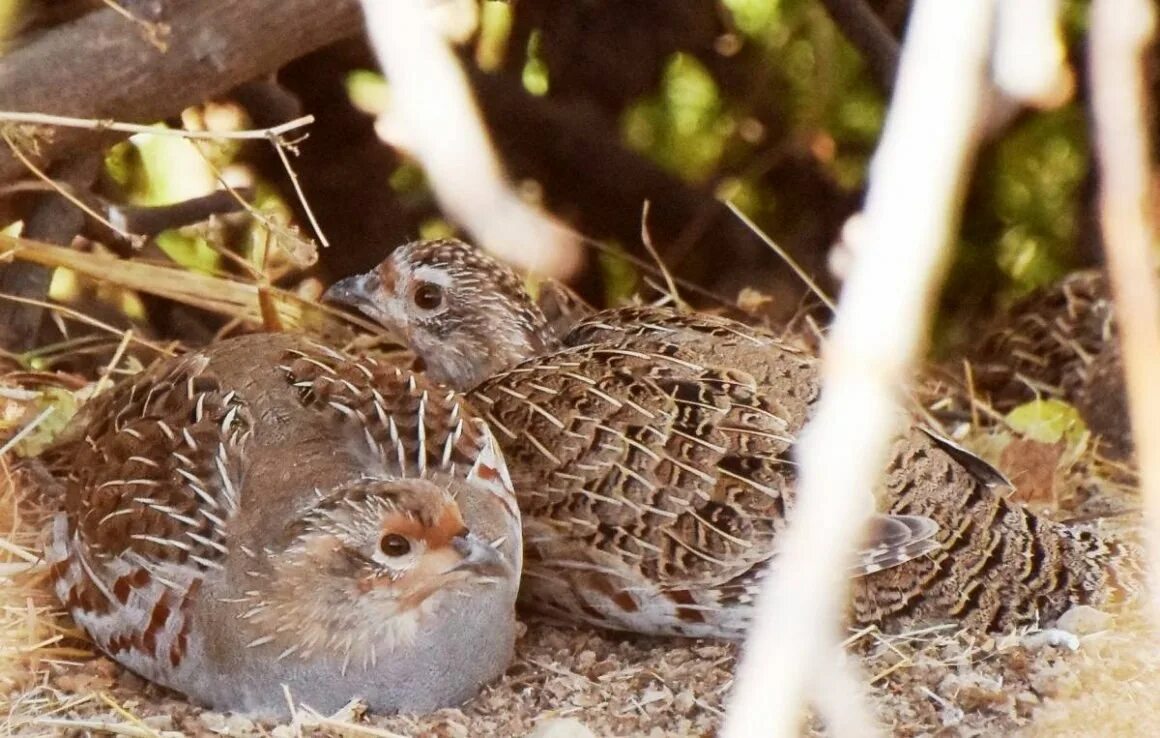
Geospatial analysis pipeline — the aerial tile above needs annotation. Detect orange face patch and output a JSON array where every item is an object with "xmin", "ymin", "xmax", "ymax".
[{"xmin": 380, "ymin": 506, "xmax": 467, "ymax": 550}]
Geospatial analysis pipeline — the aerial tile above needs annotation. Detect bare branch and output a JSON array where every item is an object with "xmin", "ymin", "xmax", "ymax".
[
  {"xmin": 0, "ymin": 111, "xmax": 315, "ymax": 140},
  {"xmin": 722, "ymin": 1, "xmax": 999, "ymax": 736},
  {"xmin": 0, "ymin": 154, "xmax": 100, "ymax": 352},
  {"xmin": 1089, "ymin": 0, "xmax": 1160, "ymax": 614},
  {"xmin": 0, "ymin": 0, "xmax": 362, "ymax": 186},
  {"xmin": 2, "ymin": 130, "xmax": 130, "ymax": 240},
  {"xmin": 994, "ymin": 0, "xmax": 1074, "ymax": 108},
  {"xmin": 91, "ymin": 188, "xmax": 255, "ymax": 248},
  {"xmin": 817, "ymin": 0, "xmax": 900, "ymax": 93},
  {"xmin": 358, "ymin": 0, "xmax": 582, "ymax": 279}
]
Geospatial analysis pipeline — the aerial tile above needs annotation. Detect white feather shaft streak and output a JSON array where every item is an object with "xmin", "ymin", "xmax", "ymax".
[
  {"xmin": 1089, "ymin": 0, "xmax": 1160, "ymax": 617},
  {"xmin": 357, "ymin": 0, "xmax": 581, "ymax": 278},
  {"xmin": 720, "ymin": 1, "xmax": 998, "ymax": 737}
]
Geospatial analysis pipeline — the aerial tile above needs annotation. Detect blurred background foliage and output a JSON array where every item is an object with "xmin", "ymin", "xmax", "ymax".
[{"xmin": 0, "ymin": 0, "xmax": 1148, "ymax": 362}]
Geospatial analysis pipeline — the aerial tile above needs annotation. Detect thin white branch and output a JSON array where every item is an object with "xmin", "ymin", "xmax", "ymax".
[
  {"xmin": 720, "ymin": 1, "xmax": 998, "ymax": 736},
  {"xmin": 1089, "ymin": 0, "xmax": 1160, "ymax": 615},
  {"xmin": 994, "ymin": 0, "xmax": 1074, "ymax": 108},
  {"xmin": 358, "ymin": 0, "xmax": 581, "ymax": 279}
]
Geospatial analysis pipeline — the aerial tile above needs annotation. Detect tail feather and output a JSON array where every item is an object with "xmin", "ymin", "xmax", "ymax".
[{"xmin": 855, "ymin": 430, "xmax": 1138, "ymax": 631}]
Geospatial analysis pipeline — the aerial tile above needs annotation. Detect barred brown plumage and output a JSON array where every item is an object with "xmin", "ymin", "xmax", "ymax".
[
  {"xmin": 327, "ymin": 239, "xmax": 1140, "ymax": 640},
  {"xmin": 37, "ymin": 333, "xmax": 521, "ymax": 716}
]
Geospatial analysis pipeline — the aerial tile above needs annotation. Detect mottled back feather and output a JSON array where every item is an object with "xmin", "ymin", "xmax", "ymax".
[{"xmin": 472, "ymin": 305, "xmax": 1137, "ymax": 637}]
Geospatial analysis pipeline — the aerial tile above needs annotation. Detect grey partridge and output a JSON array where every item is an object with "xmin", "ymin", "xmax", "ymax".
[
  {"xmin": 968, "ymin": 269, "xmax": 1131, "ymax": 458},
  {"xmin": 38, "ymin": 332, "xmax": 522, "ymax": 717},
  {"xmin": 326, "ymin": 239, "xmax": 1139, "ymax": 639}
]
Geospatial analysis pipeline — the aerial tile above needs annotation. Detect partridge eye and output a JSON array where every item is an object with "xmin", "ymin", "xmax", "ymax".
[
  {"xmin": 379, "ymin": 534, "xmax": 412, "ymax": 558},
  {"xmin": 412, "ymin": 282, "xmax": 444, "ymax": 310}
]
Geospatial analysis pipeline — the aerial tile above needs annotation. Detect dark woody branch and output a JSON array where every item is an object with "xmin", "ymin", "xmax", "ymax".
[
  {"xmin": 817, "ymin": 0, "xmax": 901, "ymax": 93},
  {"xmin": 0, "ymin": 0, "xmax": 362, "ymax": 186}
]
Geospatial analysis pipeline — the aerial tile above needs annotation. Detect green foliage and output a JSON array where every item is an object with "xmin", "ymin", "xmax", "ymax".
[
  {"xmin": 597, "ymin": 244, "xmax": 641, "ymax": 307},
  {"xmin": 722, "ymin": 0, "xmax": 784, "ymax": 38},
  {"xmin": 389, "ymin": 161, "xmax": 431, "ymax": 202},
  {"xmin": 477, "ymin": 0, "xmax": 514, "ymax": 72},
  {"xmin": 622, "ymin": 53, "xmax": 731, "ymax": 181},
  {"xmin": 345, "ymin": 69, "xmax": 391, "ymax": 115},
  {"xmin": 1005, "ymin": 398, "xmax": 1089, "ymax": 447},
  {"xmin": 4, "ymin": 387, "xmax": 78, "ymax": 457},
  {"xmin": 606, "ymin": 0, "xmax": 1089, "ymax": 333},
  {"xmin": 104, "ymin": 127, "xmax": 235, "ymax": 273},
  {"xmin": 620, "ymin": 0, "xmax": 884, "ymax": 221},
  {"xmin": 522, "ymin": 31, "xmax": 550, "ymax": 97},
  {"xmin": 990, "ymin": 105, "xmax": 1088, "ymax": 293},
  {"xmin": 419, "ymin": 217, "xmax": 457, "ymax": 241},
  {"xmin": 0, "ymin": 0, "xmax": 25, "ymax": 48}
]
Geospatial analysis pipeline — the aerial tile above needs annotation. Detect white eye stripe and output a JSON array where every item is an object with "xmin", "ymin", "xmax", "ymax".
[{"xmin": 409, "ymin": 265, "xmax": 455, "ymax": 289}]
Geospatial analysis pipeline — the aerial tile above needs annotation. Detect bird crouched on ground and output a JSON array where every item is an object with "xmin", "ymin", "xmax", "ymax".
[
  {"xmin": 36, "ymin": 332, "xmax": 522, "ymax": 717},
  {"xmin": 325, "ymin": 238, "xmax": 1140, "ymax": 641}
]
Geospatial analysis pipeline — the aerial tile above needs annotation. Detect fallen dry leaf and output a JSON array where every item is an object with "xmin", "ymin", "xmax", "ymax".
[{"xmin": 1000, "ymin": 437, "xmax": 1067, "ymax": 509}]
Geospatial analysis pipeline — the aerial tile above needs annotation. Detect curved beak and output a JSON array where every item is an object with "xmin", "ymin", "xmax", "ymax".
[
  {"xmin": 449, "ymin": 533, "xmax": 510, "ymax": 579},
  {"xmin": 323, "ymin": 271, "xmax": 378, "ymax": 311}
]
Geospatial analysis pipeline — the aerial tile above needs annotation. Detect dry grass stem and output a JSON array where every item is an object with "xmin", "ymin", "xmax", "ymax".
[
  {"xmin": 0, "ymin": 292, "xmax": 175, "ymax": 358},
  {"xmin": 1, "ymin": 131, "xmax": 128, "ymax": 240},
  {"xmin": 0, "ymin": 233, "xmax": 356, "ymax": 335},
  {"xmin": 267, "ymin": 132, "xmax": 329, "ymax": 249},
  {"xmin": 358, "ymin": 0, "xmax": 581, "ymax": 279},
  {"xmin": 722, "ymin": 2, "xmax": 998, "ymax": 737},
  {"xmin": 0, "ymin": 111, "xmax": 315, "ymax": 141},
  {"xmin": 726, "ymin": 200, "xmax": 836, "ymax": 312},
  {"xmin": 639, "ymin": 201, "xmax": 685, "ymax": 309},
  {"xmin": 1088, "ymin": 0, "xmax": 1160, "ymax": 616},
  {"xmin": 0, "ymin": 406, "xmax": 54, "ymax": 457}
]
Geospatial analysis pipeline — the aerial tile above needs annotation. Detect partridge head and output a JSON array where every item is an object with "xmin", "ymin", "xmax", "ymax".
[
  {"xmin": 325, "ymin": 238, "xmax": 558, "ymax": 390},
  {"xmin": 40, "ymin": 333, "xmax": 521, "ymax": 717},
  {"xmin": 328, "ymin": 240, "xmax": 1138, "ymax": 641}
]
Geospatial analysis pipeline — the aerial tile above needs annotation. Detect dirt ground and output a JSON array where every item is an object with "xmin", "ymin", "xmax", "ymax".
[{"xmin": 3, "ymin": 374, "xmax": 1158, "ymax": 738}]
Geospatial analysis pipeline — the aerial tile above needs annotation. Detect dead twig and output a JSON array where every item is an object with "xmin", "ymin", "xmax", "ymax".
[
  {"xmin": 816, "ymin": 0, "xmax": 899, "ymax": 93},
  {"xmin": 639, "ymin": 201, "xmax": 685, "ymax": 310},
  {"xmin": 1, "ymin": 131, "xmax": 128, "ymax": 240},
  {"xmin": 722, "ymin": 1, "xmax": 999, "ymax": 736},
  {"xmin": 358, "ymin": 0, "xmax": 580, "ymax": 279},
  {"xmin": 0, "ymin": 112, "xmax": 315, "ymax": 141},
  {"xmin": 0, "ymin": 0, "xmax": 362, "ymax": 186},
  {"xmin": 1088, "ymin": 0, "xmax": 1160, "ymax": 615}
]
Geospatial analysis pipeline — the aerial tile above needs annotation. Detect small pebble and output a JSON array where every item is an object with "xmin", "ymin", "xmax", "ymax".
[
  {"xmin": 1021, "ymin": 628, "xmax": 1080, "ymax": 651},
  {"xmin": 1056, "ymin": 605, "xmax": 1112, "ymax": 635}
]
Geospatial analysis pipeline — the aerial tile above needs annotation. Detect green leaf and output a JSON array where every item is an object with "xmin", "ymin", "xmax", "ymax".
[
  {"xmin": 4, "ymin": 387, "xmax": 80, "ymax": 457},
  {"xmin": 346, "ymin": 69, "xmax": 390, "ymax": 116},
  {"xmin": 522, "ymin": 31, "xmax": 550, "ymax": 97},
  {"xmin": 1005, "ymin": 398, "xmax": 1089, "ymax": 446}
]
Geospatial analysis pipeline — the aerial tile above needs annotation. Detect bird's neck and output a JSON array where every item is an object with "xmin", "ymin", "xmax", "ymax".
[{"xmin": 432, "ymin": 315, "xmax": 558, "ymax": 391}]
